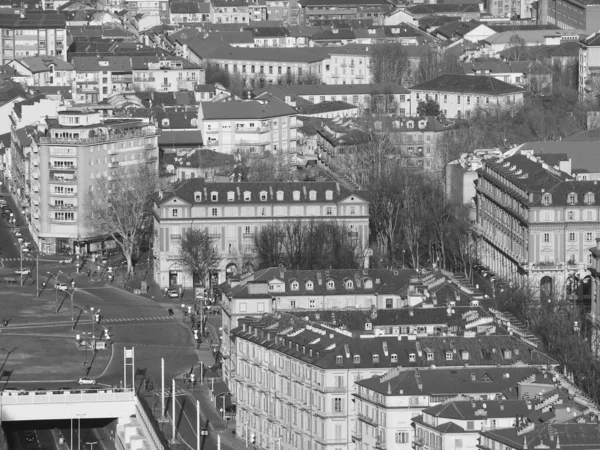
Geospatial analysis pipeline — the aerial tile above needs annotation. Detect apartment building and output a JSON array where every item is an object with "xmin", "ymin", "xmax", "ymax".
[
  {"xmin": 211, "ymin": 0, "xmax": 267, "ymax": 24},
  {"xmin": 230, "ymin": 313, "xmax": 557, "ymax": 450},
  {"xmin": 23, "ymin": 109, "xmax": 158, "ymax": 255},
  {"xmin": 207, "ymin": 48, "xmax": 329, "ymax": 86},
  {"xmin": 71, "ymin": 56, "xmax": 204, "ymax": 103},
  {"xmin": 170, "ymin": 2, "xmax": 212, "ymax": 25},
  {"xmin": 323, "ymin": 46, "xmax": 371, "ymax": 84},
  {"xmin": 462, "ymin": 61, "xmax": 553, "ymax": 94},
  {"xmin": 413, "ymin": 396, "xmax": 578, "ymax": 450},
  {"xmin": 7, "ymin": 56, "xmax": 75, "ymax": 87},
  {"xmin": 152, "ymin": 179, "xmax": 368, "ymax": 288},
  {"xmin": 357, "ymin": 367, "xmax": 554, "ymax": 450},
  {"xmin": 409, "ymin": 74, "xmax": 525, "ymax": 119},
  {"xmin": 541, "ymin": 0, "xmax": 600, "ymax": 33},
  {"xmin": 197, "ymin": 95, "xmax": 298, "ymax": 154},
  {"xmin": 297, "ymin": 0, "xmax": 392, "ymax": 26},
  {"xmin": 479, "ymin": 422, "xmax": 600, "ymax": 450},
  {"xmin": 578, "ymin": 32, "xmax": 600, "ymax": 100},
  {"xmin": 123, "ymin": 0, "xmax": 169, "ymax": 23},
  {"xmin": 257, "ymin": 84, "xmax": 410, "ymax": 116},
  {"xmin": 473, "ymin": 151, "xmax": 600, "ymax": 294},
  {"xmin": 0, "ymin": 11, "xmax": 67, "ymax": 64}
]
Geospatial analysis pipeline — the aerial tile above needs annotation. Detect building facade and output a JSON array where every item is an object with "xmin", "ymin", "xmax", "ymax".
[
  {"xmin": 297, "ymin": 0, "xmax": 392, "ymax": 26},
  {"xmin": 25, "ymin": 110, "xmax": 159, "ymax": 254},
  {"xmin": 7, "ymin": 56, "xmax": 75, "ymax": 87},
  {"xmin": 578, "ymin": 32, "xmax": 600, "ymax": 100},
  {"xmin": 0, "ymin": 11, "xmax": 67, "ymax": 64},
  {"xmin": 152, "ymin": 179, "xmax": 370, "ymax": 288},
  {"xmin": 198, "ymin": 96, "xmax": 299, "ymax": 155}
]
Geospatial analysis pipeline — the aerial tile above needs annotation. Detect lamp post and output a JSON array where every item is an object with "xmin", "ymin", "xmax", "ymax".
[
  {"xmin": 18, "ymin": 244, "xmax": 23, "ymax": 286},
  {"xmin": 77, "ymin": 332, "xmax": 91, "ymax": 367},
  {"xmin": 72, "ymin": 414, "xmax": 86, "ymax": 450},
  {"xmin": 86, "ymin": 442, "xmax": 97, "ymax": 450},
  {"xmin": 181, "ymin": 303, "xmax": 186, "ymax": 321},
  {"xmin": 47, "ymin": 270, "xmax": 63, "ymax": 313},
  {"xmin": 66, "ymin": 288, "xmax": 79, "ymax": 326}
]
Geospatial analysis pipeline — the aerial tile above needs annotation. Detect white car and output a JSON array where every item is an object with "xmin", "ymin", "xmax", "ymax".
[
  {"xmin": 21, "ymin": 247, "xmax": 30, "ymax": 253},
  {"xmin": 78, "ymin": 377, "xmax": 97, "ymax": 385},
  {"xmin": 14, "ymin": 231, "xmax": 22, "ymax": 237},
  {"xmin": 14, "ymin": 269, "xmax": 31, "ymax": 275},
  {"xmin": 55, "ymin": 282, "xmax": 68, "ymax": 292}
]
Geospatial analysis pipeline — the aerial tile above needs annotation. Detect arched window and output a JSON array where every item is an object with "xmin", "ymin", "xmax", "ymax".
[
  {"xmin": 542, "ymin": 193, "xmax": 552, "ymax": 205},
  {"xmin": 585, "ymin": 192, "xmax": 595, "ymax": 204},
  {"xmin": 327, "ymin": 280, "xmax": 335, "ymax": 290},
  {"xmin": 291, "ymin": 281, "xmax": 299, "ymax": 291},
  {"xmin": 567, "ymin": 193, "xmax": 577, "ymax": 205}
]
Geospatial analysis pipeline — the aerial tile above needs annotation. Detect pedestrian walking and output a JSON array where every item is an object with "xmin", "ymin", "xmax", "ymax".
[{"xmin": 164, "ymin": 287, "xmax": 168, "ymax": 298}]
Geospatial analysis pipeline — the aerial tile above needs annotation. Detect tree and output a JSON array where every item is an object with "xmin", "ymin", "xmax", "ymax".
[
  {"xmin": 178, "ymin": 228, "xmax": 222, "ymax": 286},
  {"xmin": 370, "ymin": 43, "xmax": 409, "ymax": 84},
  {"xmin": 416, "ymin": 98, "xmax": 441, "ymax": 117},
  {"xmin": 252, "ymin": 220, "xmax": 365, "ymax": 270},
  {"xmin": 414, "ymin": 46, "xmax": 464, "ymax": 84},
  {"xmin": 86, "ymin": 163, "xmax": 160, "ymax": 274}
]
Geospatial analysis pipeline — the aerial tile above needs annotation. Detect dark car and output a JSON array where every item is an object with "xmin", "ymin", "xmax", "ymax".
[{"xmin": 25, "ymin": 432, "xmax": 36, "ymax": 443}]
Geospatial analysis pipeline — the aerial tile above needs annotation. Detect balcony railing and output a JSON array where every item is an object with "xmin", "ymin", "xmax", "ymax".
[
  {"xmin": 144, "ymin": 143, "xmax": 155, "ymax": 149},
  {"xmin": 206, "ymin": 141, "xmax": 219, "ymax": 147},
  {"xmin": 375, "ymin": 440, "xmax": 387, "ymax": 450},
  {"xmin": 357, "ymin": 413, "xmax": 378, "ymax": 426},
  {"xmin": 39, "ymin": 129, "xmax": 156, "ymax": 145},
  {"xmin": 323, "ymin": 386, "xmax": 346, "ymax": 393},
  {"xmin": 51, "ymin": 177, "xmax": 77, "ymax": 184},
  {"xmin": 76, "ymin": 79, "xmax": 99, "ymax": 84},
  {"xmin": 351, "ymin": 430, "xmax": 362, "ymax": 441},
  {"xmin": 79, "ymin": 86, "xmax": 99, "ymax": 93},
  {"xmin": 331, "ymin": 73, "xmax": 340, "ymax": 78},
  {"xmin": 112, "ymin": 75, "xmax": 133, "ymax": 83},
  {"xmin": 134, "ymin": 77, "xmax": 156, "ymax": 82},
  {"xmin": 235, "ymin": 126, "xmax": 271, "ymax": 134},
  {"xmin": 49, "ymin": 203, "xmax": 78, "ymax": 210},
  {"xmin": 412, "ymin": 438, "xmax": 424, "ymax": 449},
  {"xmin": 49, "ymin": 163, "xmax": 76, "ymax": 170}
]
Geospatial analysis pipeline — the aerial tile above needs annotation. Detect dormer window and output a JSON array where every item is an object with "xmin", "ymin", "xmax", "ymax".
[
  {"xmin": 372, "ymin": 354, "xmax": 379, "ymax": 364},
  {"xmin": 293, "ymin": 190, "xmax": 300, "ymax": 201},
  {"xmin": 391, "ymin": 354, "xmax": 398, "ymax": 363},
  {"xmin": 427, "ymin": 352, "xmax": 434, "ymax": 361},
  {"xmin": 409, "ymin": 353, "xmax": 416, "ymax": 362},
  {"xmin": 211, "ymin": 191, "xmax": 218, "ymax": 201},
  {"xmin": 585, "ymin": 192, "xmax": 595, "ymax": 204},
  {"xmin": 325, "ymin": 190, "xmax": 333, "ymax": 200},
  {"xmin": 243, "ymin": 191, "xmax": 251, "ymax": 201},
  {"xmin": 353, "ymin": 355, "xmax": 360, "ymax": 364},
  {"xmin": 306, "ymin": 281, "xmax": 314, "ymax": 290},
  {"xmin": 327, "ymin": 280, "xmax": 335, "ymax": 290},
  {"xmin": 194, "ymin": 192, "xmax": 202, "ymax": 202},
  {"xmin": 461, "ymin": 351, "xmax": 470, "ymax": 360},
  {"xmin": 407, "ymin": 121, "xmax": 414, "ymax": 129},
  {"xmin": 336, "ymin": 355, "xmax": 343, "ymax": 366},
  {"xmin": 309, "ymin": 190, "xmax": 317, "ymax": 201},
  {"xmin": 567, "ymin": 193, "xmax": 577, "ymax": 205},
  {"xmin": 345, "ymin": 280, "xmax": 353, "ymax": 289},
  {"xmin": 542, "ymin": 193, "xmax": 552, "ymax": 205},
  {"xmin": 260, "ymin": 191, "xmax": 268, "ymax": 201},
  {"xmin": 446, "ymin": 351, "xmax": 453, "ymax": 361},
  {"xmin": 364, "ymin": 278, "xmax": 373, "ymax": 289},
  {"xmin": 276, "ymin": 190, "xmax": 284, "ymax": 201},
  {"xmin": 191, "ymin": 118, "xmax": 197, "ymax": 126},
  {"xmin": 227, "ymin": 191, "xmax": 235, "ymax": 202},
  {"xmin": 291, "ymin": 281, "xmax": 299, "ymax": 291},
  {"xmin": 162, "ymin": 118, "xmax": 170, "ymax": 127}
]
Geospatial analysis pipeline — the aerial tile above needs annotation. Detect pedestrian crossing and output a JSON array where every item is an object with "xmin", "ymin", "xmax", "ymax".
[
  {"xmin": 152, "ymin": 387, "xmax": 188, "ymax": 397},
  {"xmin": 102, "ymin": 316, "xmax": 176, "ymax": 323}
]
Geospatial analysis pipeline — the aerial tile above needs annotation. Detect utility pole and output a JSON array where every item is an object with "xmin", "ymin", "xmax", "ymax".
[
  {"xmin": 161, "ymin": 358, "xmax": 165, "ymax": 420},
  {"xmin": 196, "ymin": 400, "xmax": 200, "ymax": 450}
]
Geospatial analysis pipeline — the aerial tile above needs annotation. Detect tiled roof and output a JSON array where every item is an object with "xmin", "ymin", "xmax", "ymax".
[
  {"xmin": 298, "ymin": 101, "xmax": 357, "ymax": 115},
  {"xmin": 312, "ymin": 28, "xmax": 356, "ymax": 41},
  {"xmin": 205, "ymin": 31, "xmax": 255, "ymax": 44},
  {"xmin": 173, "ymin": 148, "xmax": 235, "ymax": 168},
  {"xmin": 12, "ymin": 56, "xmax": 74, "ymax": 73},
  {"xmin": 481, "ymin": 423, "xmax": 600, "ymax": 450},
  {"xmin": 246, "ymin": 26, "xmax": 289, "ymax": 38},
  {"xmin": 0, "ymin": 78, "xmax": 26, "ymax": 105},
  {"xmin": 71, "ymin": 55, "xmax": 201, "ymax": 72},
  {"xmin": 419, "ymin": 15, "xmax": 461, "ymax": 30},
  {"xmin": 207, "ymin": 46, "xmax": 330, "ymax": 62},
  {"xmin": 233, "ymin": 315, "xmax": 557, "ymax": 369},
  {"xmin": 171, "ymin": 2, "xmax": 211, "ymax": 13},
  {"xmin": 68, "ymin": 25, "xmax": 134, "ymax": 39},
  {"xmin": 299, "ymin": 0, "xmax": 390, "ymax": 5},
  {"xmin": 158, "ymin": 130, "xmax": 203, "ymax": 147},
  {"xmin": 410, "ymin": 73, "xmax": 525, "ymax": 95},
  {"xmin": 0, "ymin": 10, "xmax": 66, "ymax": 28},
  {"xmin": 463, "ymin": 60, "xmax": 552, "ymax": 75},
  {"xmin": 256, "ymin": 82, "xmax": 410, "ymax": 97},
  {"xmin": 156, "ymin": 107, "xmax": 198, "ymax": 129},
  {"xmin": 157, "ymin": 178, "xmax": 358, "ymax": 206},
  {"xmin": 200, "ymin": 95, "xmax": 297, "ymax": 120},
  {"xmin": 422, "ymin": 399, "xmax": 546, "ymax": 421},
  {"xmin": 407, "ymin": 3, "xmax": 480, "ymax": 14}
]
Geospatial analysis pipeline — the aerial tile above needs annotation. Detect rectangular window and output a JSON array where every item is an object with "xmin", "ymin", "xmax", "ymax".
[
  {"xmin": 172, "ymin": 209, "xmax": 178, "ymax": 217},
  {"xmin": 245, "ymin": 225, "xmax": 251, "ymax": 235},
  {"xmin": 326, "ymin": 206, "xmax": 332, "ymax": 216},
  {"xmin": 212, "ymin": 208, "xmax": 218, "ymax": 217},
  {"xmin": 569, "ymin": 232, "xmax": 576, "ymax": 242},
  {"xmin": 543, "ymin": 233, "xmax": 550, "ymax": 243},
  {"xmin": 587, "ymin": 232, "xmax": 594, "ymax": 241},
  {"xmin": 333, "ymin": 398, "xmax": 342, "ymax": 412}
]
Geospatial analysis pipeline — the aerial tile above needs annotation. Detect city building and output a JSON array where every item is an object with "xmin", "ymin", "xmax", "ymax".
[
  {"xmin": 206, "ymin": 47, "xmax": 329, "ymax": 87},
  {"xmin": 123, "ymin": 0, "xmax": 169, "ymax": 23},
  {"xmin": 481, "ymin": 29, "xmax": 584, "ymax": 55},
  {"xmin": 7, "ymin": 56, "xmax": 75, "ymax": 87},
  {"xmin": 161, "ymin": 148, "xmax": 235, "ymax": 181},
  {"xmin": 170, "ymin": 2, "xmax": 212, "ymax": 25},
  {"xmin": 297, "ymin": 0, "xmax": 392, "ymax": 26},
  {"xmin": 71, "ymin": 56, "xmax": 204, "ymax": 103},
  {"xmin": 462, "ymin": 61, "xmax": 553, "ymax": 93},
  {"xmin": 540, "ymin": 0, "xmax": 600, "ymax": 33},
  {"xmin": 479, "ymin": 422, "xmax": 600, "ymax": 450},
  {"xmin": 211, "ymin": 0, "xmax": 266, "ymax": 24},
  {"xmin": 197, "ymin": 95, "xmax": 298, "ymax": 154},
  {"xmin": 229, "ymin": 313, "xmax": 557, "ymax": 450},
  {"xmin": 23, "ymin": 109, "xmax": 158, "ymax": 254},
  {"xmin": 473, "ymin": 151, "xmax": 600, "ymax": 294},
  {"xmin": 0, "ymin": 10, "xmax": 67, "ymax": 64},
  {"xmin": 152, "ymin": 179, "xmax": 369, "ymax": 287},
  {"xmin": 409, "ymin": 74, "xmax": 525, "ymax": 119},
  {"xmin": 578, "ymin": 32, "xmax": 600, "ymax": 100}
]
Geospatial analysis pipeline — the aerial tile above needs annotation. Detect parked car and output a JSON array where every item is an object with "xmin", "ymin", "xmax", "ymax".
[
  {"xmin": 21, "ymin": 246, "xmax": 30, "ymax": 253},
  {"xmin": 55, "ymin": 282, "xmax": 68, "ymax": 291},
  {"xmin": 78, "ymin": 377, "xmax": 97, "ymax": 385},
  {"xmin": 167, "ymin": 289, "xmax": 179, "ymax": 298},
  {"xmin": 14, "ymin": 269, "xmax": 31, "ymax": 275},
  {"xmin": 25, "ymin": 432, "xmax": 36, "ymax": 443}
]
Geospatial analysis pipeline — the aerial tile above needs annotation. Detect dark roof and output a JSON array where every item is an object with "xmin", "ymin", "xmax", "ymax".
[
  {"xmin": 298, "ymin": 100, "xmax": 357, "ymax": 115},
  {"xmin": 407, "ymin": 3, "xmax": 480, "ymax": 14},
  {"xmin": 157, "ymin": 178, "xmax": 360, "ymax": 206},
  {"xmin": 13, "ymin": 94, "xmax": 46, "ymax": 119},
  {"xmin": 419, "ymin": 15, "xmax": 461, "ymax": 30},
  {"xmin": 299, "ymin": 0, "xmax": 390, "ymax": 6},
  {"xmin": 207, "ymin": 46, "xmax": 330, "ymax": 63},
  {"xmin": 312, "ymin": 28, "xmax": 356, "ymax": 41},
  {"xmin": 0, "ymin": 78, "xmax": 26, "ymax": 105},
  {"xmin": 158, "ymin": 130, "xmax": 203, "ymax": 148},
  {"xmin": 171, "ymin": 149, "xmax": 235, "ymax": 168},
  {"xmin": 200, "ymin": 95, "xmax": 298, "ymax": 120},
  {"xmin": 246, "ymin": 26, "xmax": 289, "ymax": 38},
  {"xmin": 256, "ymin": 82, "xmax": 410, "ymax": 97},
  {"xmin": 481, "ymin": 423, "xmax": 600, "ymax": 450},
  {"xmin": 0, "ymin": 131, "xmax": 10, "ymax": 148},
  {"xmin": 156, "ymin": 107, "xmax": 199, "ymax": 129},
  {"xmin": 0, "ymin": 10, "xmax": 66, "ymax": 28},
  {"xmin": 410, "ymin": 73, "xmax": 525, "ymax": 95},
  {"xmin": 171, "ymin": 2, "xmax": 211, "ymax": 13}
]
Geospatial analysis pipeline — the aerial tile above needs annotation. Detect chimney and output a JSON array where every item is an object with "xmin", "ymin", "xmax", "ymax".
[
  {"xmin": 471, "ymin": 372, "xmax": 476, "ymax": 382},
  {"xmin": 596, "ymin": 237, "xmax": 600, "ymax": 250},
  {"xmin": 500, "ymin": 401, "xmax": 505, "ymax": 411}
]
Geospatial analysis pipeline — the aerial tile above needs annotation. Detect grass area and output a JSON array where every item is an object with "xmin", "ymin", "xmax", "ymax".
[{"xmin": 0, "ymin": 334, "xmax": 111, "ymax": 382}]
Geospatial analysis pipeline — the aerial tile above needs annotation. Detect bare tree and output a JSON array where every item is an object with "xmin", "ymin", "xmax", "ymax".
[
  {"xmin": 370, "ymin": 43, "xmax": 410, "ymax": 84},
  {"xmin": 178, "ymin": 228, "xmax": 221, "ymax": 286},
  {"xmin": 87, "ymin": 163, "xmax": 160, "ymax": 274}
]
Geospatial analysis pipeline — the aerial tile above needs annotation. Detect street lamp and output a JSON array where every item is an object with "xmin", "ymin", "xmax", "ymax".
[
  {"xmin": 72, "ymin": 413, "xmax": 86, "ymax": 450},
  {"xmin": 66, "ymin": 288, "xmax": 79, "ymax": 326},
  {"xmin": 77, "ymin": 332, "xmax": 92, "ymax": 367},
  {"xmin": 86, "ymin": 442, "xmax": 97, "ymax": 450},
  {"xmin": 47, "ymin": 270, "xmax": 63, "ymax": 313}
]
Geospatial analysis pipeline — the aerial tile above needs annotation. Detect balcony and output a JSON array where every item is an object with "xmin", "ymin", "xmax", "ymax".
[
  {"xmin": 49, "ymin": 203, "xmax": 77, "ymax": 210},
  {"xmin": 76, "ymin": 79, "xmax": 98, "ymax": 84},
  {"xmin": 49, "ymin": 163, "xmax": 76, "ymax": 170},
  {"xmin": 412, "ymin": 438, "xmax": 424, "ymax": 449},
  {"xmin": 39, "ymin": 128, "xmax": 156, "ymax": 146},
  {"xmin": 235, "ymin": 126, "xmax": 271, "ymax": 134},
  {"xmin": 145, "ymin": 143, "xmax": 155, "ymax": 149},
  {"xmin": 355, "ymin": 74, "xmax": 364, "ymax": 79},
  {"xmin": 357, "ymin": 413, "xmax": 378, "ymax": 426},
  {"xmin": 351, "ymin": 430, "xmax": 362, "ymax": 441},
  {"xmin": 51, "ymin": 176, "xmax": 77, "ymax": 184},
  {"xmin": 112, "ymin": 75, "xmax": 133, "ymax": 83},
  {"xmin": 134, "ymin": 76, "xmax": 156, "ymax": 82},
  {"xmin": 375, "ymin": 440, "xmax": 387, "ymax": 450},
  {"xmin": 206, "ymin": 140, "xmax": 219, "ymax": 147},
  {"xmin": 324, "ymin": 386, "xmax": 346, "ymax": 394},
  {"xmin": 315, "ymin": 437, "xmax": 347, "ymax": 446},
  {"xmin": 331, "ymin": 73, "xmax": 340, "ymax": 78},
  {"xmin": 79, "ymin": 86, "xmax": 99, "ymax": 93}
]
